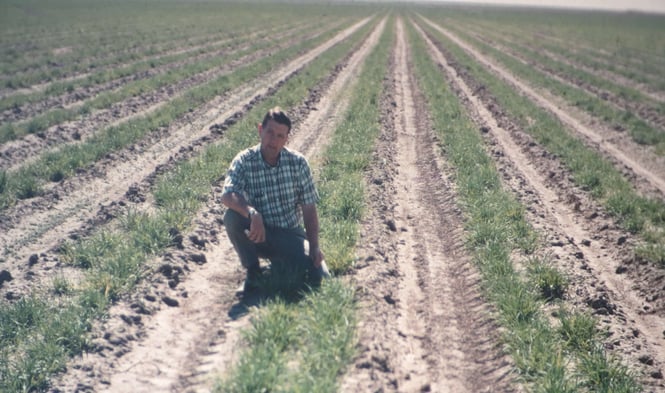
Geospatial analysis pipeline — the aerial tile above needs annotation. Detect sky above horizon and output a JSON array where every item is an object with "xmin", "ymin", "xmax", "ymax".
[{"xmin": 428, "ymin": 0, "xmax": 665, "ymax": 14}]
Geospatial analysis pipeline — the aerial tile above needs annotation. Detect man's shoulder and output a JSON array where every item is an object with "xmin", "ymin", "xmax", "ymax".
[
  {"xmin": 233, "ymin": 145, "xmax": 261, "ymax": 163},
  {"xmin": 281, "ymin": 147, "xmax": 308, "ymax": 165}
]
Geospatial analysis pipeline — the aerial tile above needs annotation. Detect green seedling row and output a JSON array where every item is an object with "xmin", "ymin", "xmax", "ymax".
[
  {"xmin": 2, "ymin": 26, "xmax": 237, "ymax": 89},
  {"xmin": 462, "ymin": 19, "xmax": 665, "ymax": 94},
  {"xmin": 1, "ymin": 2, "xmax": 342, "ymax": 88},
  {"xmin": 408, "ymin": 18, "xmax": 640, "ymax": 392},
  {"xmin": 431, "ymin": 8, "xmax": 665, "ymax": 82},
  {"xmin": 457, "ymin": 22, "xmax": 665, "ymax": 125}
]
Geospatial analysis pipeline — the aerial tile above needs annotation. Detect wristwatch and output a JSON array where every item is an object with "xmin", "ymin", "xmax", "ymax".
[{"xmin": 248, "ymin": 207, "xmax": 258, "ymax": 219}]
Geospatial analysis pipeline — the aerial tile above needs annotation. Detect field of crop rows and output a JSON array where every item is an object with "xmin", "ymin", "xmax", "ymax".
[{"xmin": 1, "ymin": 1, "xmax": 665, "ymax": 392}]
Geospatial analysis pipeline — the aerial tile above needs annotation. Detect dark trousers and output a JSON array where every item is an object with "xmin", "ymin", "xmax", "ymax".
[{"xmin": 223, "ymin": 209, "xmax": 319, "ymax": 283}]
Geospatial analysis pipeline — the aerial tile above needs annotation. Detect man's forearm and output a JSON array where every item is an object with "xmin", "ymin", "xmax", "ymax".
[
  {"xmin": 302, "ymin": 204, "xmax": 320, "ymax": 249},
  {"xmin": 221, "ymin": 192, "xmax": 253, "ymax": 218}
]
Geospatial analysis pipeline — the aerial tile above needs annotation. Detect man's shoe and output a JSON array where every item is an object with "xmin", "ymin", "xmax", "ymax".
[
  {"xmin": 243, "ymin": 277, "xmax": 260, "ymax": 293},
  {"xmin": 241, "ymin": 265, "xmax": 262, "ymax": 294},
  {"xmin": 235, "ymin": 264, "xmax": 262, "ymax": 294},
  {"xmin": 236, "ymin": 277, "xmax": 261, "ymax": 298},
  {"xmin": 318, "ymin": 259, "xmax": 331, "ymax": 279}
]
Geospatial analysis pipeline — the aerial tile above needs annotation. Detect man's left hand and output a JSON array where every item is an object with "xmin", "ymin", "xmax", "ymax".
[{"xmin": 247, "ymin": 212, "xmax": 266, "ymax": 243}]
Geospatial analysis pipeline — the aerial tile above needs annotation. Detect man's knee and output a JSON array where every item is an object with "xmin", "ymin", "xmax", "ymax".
[
  {"xmin": 223, "ymin": 208, "xmax": 260, "ymax": 269},
  {"xmin": 223, "ymin": 208, "xmax": 249, "ymax": 235}
]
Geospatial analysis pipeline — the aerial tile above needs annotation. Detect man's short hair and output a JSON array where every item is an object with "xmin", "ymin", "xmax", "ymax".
[{"xmin": 262, "ymin": 106, "xmax": 292, "ymax": 133}]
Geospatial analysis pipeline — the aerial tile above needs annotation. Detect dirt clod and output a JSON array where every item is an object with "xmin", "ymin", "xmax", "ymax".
[
  {"xmin": 169, "ymin": 228, "xmax": 184, "ymax": 249},
  {"xmin": 189, "ymin": 253, "xmax": 207, "ymax": 265},
  {"xmin": 130, "ymin": 302, "xmax": 152, "ymax": 315},
  {"xmin": 162, "ymin": 296, "xmax": 179, "ymax": 307},
  {"xmin": 587, "ymin": 296, "xmax": 616, "ymax": 315},
  {"xmin": 189, "ymin": 235, "xmax": 207, "ymax": 248},
  {"xmin": 0, "ymin": 270, "xmax": 13, "ymax": 287}
]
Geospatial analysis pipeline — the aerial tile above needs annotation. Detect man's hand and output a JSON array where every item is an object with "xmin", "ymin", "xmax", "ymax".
[{"xmin": 247, "ymin": 212, "xmax": 266, "ymax": 243}]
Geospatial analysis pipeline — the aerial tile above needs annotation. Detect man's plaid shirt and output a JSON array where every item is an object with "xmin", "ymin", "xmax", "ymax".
[{"xmin": 222, "ymin": 144, "xmax": 319, "ymax": 229}]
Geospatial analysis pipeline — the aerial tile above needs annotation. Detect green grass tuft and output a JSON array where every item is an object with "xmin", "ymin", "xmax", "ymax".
[{"xmin": 528, "ymin": 258, "xmax": 569, "ymax": 301}]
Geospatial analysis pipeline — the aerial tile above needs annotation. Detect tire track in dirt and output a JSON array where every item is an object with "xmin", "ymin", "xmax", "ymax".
[
  {"xmin": 341, "ymin": 19, "xmax": 517, "ymax": 393},
  {"xmin": 50, "ymin": 17, "xmax": 386, "ymax": 393},
  {"xmin": 421, "ymin": 18, "xmax": 665, "ymax": 198},
  {"xmin": 0, "ymin": 21, "xmax": 336, "ymax": 172},
  {"xmin": 416, "ymin": 19, "xmax": 665, "ymax": 391},
  {"xmin": 0, "ymin": 18, "xmax": 371, "ymax": 300}
]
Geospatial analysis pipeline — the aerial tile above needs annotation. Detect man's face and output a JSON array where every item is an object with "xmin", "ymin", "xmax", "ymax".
[{"xmin": 258, "ymin": 119, "xmax": 289, "ymax": 163}]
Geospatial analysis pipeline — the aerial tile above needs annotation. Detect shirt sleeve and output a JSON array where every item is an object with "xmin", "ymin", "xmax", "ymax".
[
  {"xmin": 299, "ymin": 158, "xmax": 319, "ymax": 205},
  {"xmin": 222, "ymin": 153, "xmax": 246, "ymax": 196}
]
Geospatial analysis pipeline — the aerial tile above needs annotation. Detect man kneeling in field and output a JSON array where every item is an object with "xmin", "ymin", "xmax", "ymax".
[{"xmin": 221, "ymin": 107, "xmax": 328, "ymax": 295}]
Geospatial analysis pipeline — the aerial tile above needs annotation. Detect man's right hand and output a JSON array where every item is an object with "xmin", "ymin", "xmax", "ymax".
[{"xmin": 247, "ymin": 211, "xmax": 266, "ymax": 243}]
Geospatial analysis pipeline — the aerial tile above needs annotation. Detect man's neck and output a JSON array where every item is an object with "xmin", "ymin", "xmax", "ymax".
[{"xmin": 260, "ymin": 148, "xmax": 280, "ymax": 167}]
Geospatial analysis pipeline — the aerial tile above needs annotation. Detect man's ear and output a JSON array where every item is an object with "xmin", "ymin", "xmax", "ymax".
[{"xmin": 257, "ymin": 123, "xmax": 263, "ymax": 136}]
